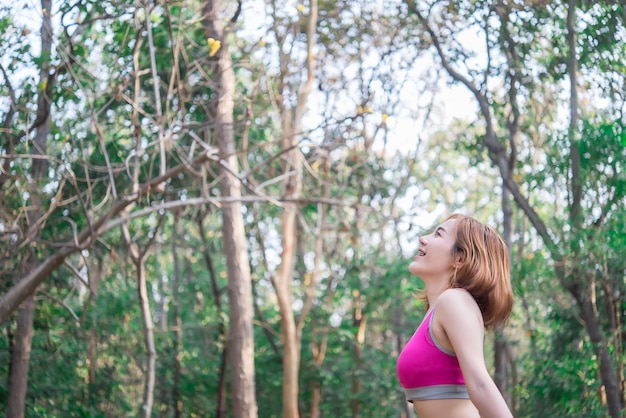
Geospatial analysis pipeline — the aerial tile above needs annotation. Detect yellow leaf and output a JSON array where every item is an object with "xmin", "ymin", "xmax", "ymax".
[
  {"xmin": 382, "ymin": 113, "xmax": 388, "ymax": 123},
  {"xmin": 207, "ymin": 37, "xmax": 221, "ymax": 57},
  {"xmin": 297, "ymin": 4, "xmax": 305, "ymax": 12}
]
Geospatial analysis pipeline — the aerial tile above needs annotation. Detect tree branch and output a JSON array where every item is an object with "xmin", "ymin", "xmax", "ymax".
[
  {"xmin": 0, "ymin": 149, "xmax": 215, "ymax": 324},
  {"xmin": 405, "ymin": 0, "xmax": 561, "ymax": 262}
]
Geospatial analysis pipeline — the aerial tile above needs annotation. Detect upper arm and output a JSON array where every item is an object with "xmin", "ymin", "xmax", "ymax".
[{"xmin": 436, "ymin": 290, "xmax": 492, "ymax": 389}]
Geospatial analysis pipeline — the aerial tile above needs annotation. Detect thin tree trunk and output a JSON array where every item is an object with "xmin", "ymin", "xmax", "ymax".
[
  {"xmin": 408, "ymin": 3, "xmax": 623, "ymax": 415},
  {"xmin": 136, "ymin": 258, "xmax": 156, "ymax": 418},
  {"xmin": 351, "ymin": 292, "xmax": 367, "ymax": 418},
  {"xmin": 172, "ymin": 211, "xmax": 184, "ymax": 418},
  {"xmin": 274, "ymin": 197, "xmax": 301, "ymax": 418},
  {"xmin": 309, "ymin": 329, "xmax": 329, "ymax": 418},
  {"xmin": 81, "ymin": 256, "xmax": 103, "ymax": 399},
  {"xmin": 306, "ymin": 158, "xmax": 331, "ymax": 418},
  {"xmin": 308, "ymin": 277, "xmax": 342, "ymax": 418},
  {"xmin": 270, "ymin": 0, "xmax": 318, "ymax": 414},
  {"xmin": 198, "ymin": 217, "xmax": 228, "ymax": 417},
  {"xmin": 203, "ymin": 2, "xmax": 257, "ymax": 416},
  {"xmin": 274, "ymin": 115, "xmax": 303, "ymax": 418},
  {"xmin": 309, "ymin": 382, "xmax": 321, "ymax": 418},
  {"xmin": 157, "ymin": 250, "xmax": 171, "ymax": 418},
  {"xmin": 566, "ymin": 0, "xmax": 582, "ymax": 225},
  {"xmin": 6, "ymin": 2, "xmax": 53, "ymax": 415},
  {"xmin": 123, "ymin": 26, "xmax": 157, "ymax": 417},
  {"xmin": 6, "ymin": 295, "xmax": 35, "ymax": 418},
  {"xmin": 157, "ymin": 255, "xmax": 169, "ymax": 417},
  {"xmin": 122, "ymin": 229, "xmax": 161, "ymax": 418},
  {"xmin": 86, "ymin": 327, "xmax": 97, "ymax": 403},
  {"xmin": 493, "ymin": 3, "xmax": 522, "ymax": 403},
  {"xmin": 565, "ymin": 0, "xmax": 620, "ymax": 415},
  {"xmin": 494, "ymin": 181, "xmax": 513, "ymax": 408},
  {"xmin": 575, "ymin": 291, "xmax": 622, "ymax": 417},
  {"xmin": 515, "ymin": 217, "xmax": 539, "ymax": 358}
]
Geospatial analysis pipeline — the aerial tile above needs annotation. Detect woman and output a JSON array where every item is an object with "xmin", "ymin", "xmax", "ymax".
[{"xmin": 396, "ymin": 214, "xmax": 514, "ymax": 418}]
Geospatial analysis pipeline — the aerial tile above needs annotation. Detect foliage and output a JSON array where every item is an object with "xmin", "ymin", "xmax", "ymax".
[{"xmin": 0, "ymin": 0, "xmax": 625, "ymax": 417}]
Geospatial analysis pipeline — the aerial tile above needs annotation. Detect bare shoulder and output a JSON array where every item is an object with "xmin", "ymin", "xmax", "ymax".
[
  {"xmin": 438, "ymin": 288, "xmax": 477, "ymax": 308},
  {"xmin": 436, "ymin": 288, "xmax": 482, "ymax": 326}
]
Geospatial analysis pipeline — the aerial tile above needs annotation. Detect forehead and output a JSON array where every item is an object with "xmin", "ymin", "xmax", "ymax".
[{"xmin": 437, "ymin": 218, "xmax": 458, "ymax": 233}]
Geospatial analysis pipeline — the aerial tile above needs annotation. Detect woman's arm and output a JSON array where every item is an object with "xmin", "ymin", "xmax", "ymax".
[{"xmin": 436, "ymin": 289, "xmax": 514, "ymax": 418}]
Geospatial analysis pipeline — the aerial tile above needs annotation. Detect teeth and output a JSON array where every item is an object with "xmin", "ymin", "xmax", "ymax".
[{"xmin": 418, "ymin": 250, "xmax": 425, "ymax": 256}]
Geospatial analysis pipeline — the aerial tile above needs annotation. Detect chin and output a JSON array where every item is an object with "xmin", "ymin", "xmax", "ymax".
[{"xmin": 409, "ymin": 262, "xmax": 421, "ymax": 276}]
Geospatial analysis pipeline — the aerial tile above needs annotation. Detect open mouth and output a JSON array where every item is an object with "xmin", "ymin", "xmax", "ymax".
[{"xmin": 417, "ymin": 250, "xmax": 426, "ymax": 256}]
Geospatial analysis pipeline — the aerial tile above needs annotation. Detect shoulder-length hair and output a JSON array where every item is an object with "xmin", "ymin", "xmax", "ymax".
[{"xmin": 447, "ymin": 214, "xmax": 513, "ymax": 329}]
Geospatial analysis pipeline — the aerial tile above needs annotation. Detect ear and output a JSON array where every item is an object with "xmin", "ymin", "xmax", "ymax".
[{"xmin": 452, "ymin": 252, "xmax": 464, "ymax": 269}]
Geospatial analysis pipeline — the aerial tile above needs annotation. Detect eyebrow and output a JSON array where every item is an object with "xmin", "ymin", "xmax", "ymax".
[{"xmin": 435, "ymin": 226, "xmax": 447, "ymax": 235}]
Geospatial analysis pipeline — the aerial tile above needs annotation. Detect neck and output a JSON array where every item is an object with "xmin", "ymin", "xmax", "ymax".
[{"xmin": 424, "ymin": 278, "xmax": 450, "ymax": 308}]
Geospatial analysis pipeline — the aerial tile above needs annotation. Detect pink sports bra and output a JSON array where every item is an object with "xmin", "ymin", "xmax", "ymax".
[{"xmin": 396, "ymin": 309, "xmax": 469, "ymax": 401}]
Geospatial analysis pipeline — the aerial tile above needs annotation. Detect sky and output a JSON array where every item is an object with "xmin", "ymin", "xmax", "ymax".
[
  {"xmin": 4, "ymin": 0, "xmax": 479, "ymax": 151},
  {"xmin": 3, "ymin": 0, "xmax": 479, "ymax": 234}
]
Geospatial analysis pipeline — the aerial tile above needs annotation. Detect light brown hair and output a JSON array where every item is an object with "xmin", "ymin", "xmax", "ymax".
[{"xmin": 447, "ymin": 214, "xmax": 513, "ymax": 329}]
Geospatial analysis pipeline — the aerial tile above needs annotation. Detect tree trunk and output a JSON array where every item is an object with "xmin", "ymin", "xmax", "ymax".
[
  {"xmin": 274, "ymin": 197, "xmax": 301, "ymax": 418},
  {"xmin": 86, "ymin": 327, "xmax": 97, "ymax": 402},
  {"xmin": 493, "ymin": 327, "xmax": 509, "ymax": 403},
  {"xmin": 309, "ymin": 382, "xmax": 321, "ymax": 418},
  {"xmin": 565, "ymin": 1, "xmax": 620, "ymax": 415},
  {"xmin": 198, "ymin": 217, "xmax": 228, "ymax": 417},
  {"xmin": 351, "ymin": 293, "xmax": 367, "ymax": 418},
  {"xmin": 307, "ymin": 328, "xmax": 331, "ymax": 418},
  {"xmin": 494, "ymin": 182, "xmax": 514, "ymax": 408},
  {"xmin": 6, "ymin": 1, "xmax": 53, "ymax": 415},
  {"xmin": 574, "ymin": 289, "xmax": 622, "ymax": 417},
  {"xmin": 203, "ymin": 1, "xmax": 258, "ymax": 417},
  {"xmin": 124, "ymin": 29, "xmax": 157, "ymax": 417},
  {"xmin": 275, "ymin": 114, "xmax": 303, "ymax": 418},
  {"xmin": 6, "ymin": 295, "xmax": 35, "ymax": 418},
  {"xmin": 136, "ymin": 257, "xmax": 156, "ymax": 418},
  {"xmin": 270, "ymin": 0, "xmax": 318, "ymax": 414},
  {"xmin": 122, "ymin": 233, "xmax": 161, "ymax": 418},
  {"xmin": 493, "ymin": 2, "xmax": 522, "ymax": 404},
  {"xmin": 306, "ymin": 156, "xmax": 332, "ymax": 418},
  {"xmin": 409, "ymin": 3, "xmax": 623, "ymax": 415},
  {"xmin": 172, "ymin": 212, "xmax": 184, "ymax": 418}
]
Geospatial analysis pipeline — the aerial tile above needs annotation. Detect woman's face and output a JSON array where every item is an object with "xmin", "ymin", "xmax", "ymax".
[{"xmin": 409, "ymin": 218, "xmax": 458, "ymax": 280}]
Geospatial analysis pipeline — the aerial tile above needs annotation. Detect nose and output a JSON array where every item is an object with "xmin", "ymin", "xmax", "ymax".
[{"xmin": 419, "ymin": 236, "xmax": 427, "ymax": 245}]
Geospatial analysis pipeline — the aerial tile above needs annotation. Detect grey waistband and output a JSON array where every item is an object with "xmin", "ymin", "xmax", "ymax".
[{"xmin": 404, "ymin": 385, "xmax": 469, "ymax": 401}]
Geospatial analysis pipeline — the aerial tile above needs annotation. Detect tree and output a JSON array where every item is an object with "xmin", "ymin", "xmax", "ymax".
[
  {"xmin": 203, "ymin": 0, "xmax": 258, "ymax": 416},
  {"xmin": 265, "ymin": 0, "xmax": 318, "ymax": 416},
  {"xmin": 3, "ymin": 1, "xmax": 626, "ymax": 417},
  {"xmin": 6, "ymin": 2, "xmax": 53, "ymax": 416},
  {"xmin": 406, "ymin": 0, "xmax": 626, "ymax": 415}
]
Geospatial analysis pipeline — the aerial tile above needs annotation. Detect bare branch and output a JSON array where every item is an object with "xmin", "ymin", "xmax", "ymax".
[
  {"xmin": 405, "ymin": 0, "xmax": 561, "ymax": 262},
  {"xmin": 0, "ymin": 149, "xmax": 215, "ymax": 324},
  {"xmin": 40, "ymin": 291, "xmax": 80, "ymax": 322}
]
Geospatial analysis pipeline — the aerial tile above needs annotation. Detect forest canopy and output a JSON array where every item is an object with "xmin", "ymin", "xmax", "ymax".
[{"xmin": 0, "ymin": 0, "xmax": 625, "ymax": 417}]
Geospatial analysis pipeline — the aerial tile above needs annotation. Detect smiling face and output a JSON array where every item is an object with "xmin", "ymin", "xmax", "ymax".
[{"xmin": 409, "ymin": 218, "xmax": 458, "ymax": 281}]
